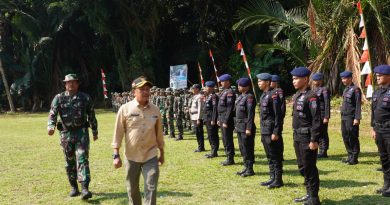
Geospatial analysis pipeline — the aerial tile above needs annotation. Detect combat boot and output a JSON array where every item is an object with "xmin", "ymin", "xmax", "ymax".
[
  {"xmin": 236, "ymin": 163, "xmax": 247, "ymax": 175},
  {"xmin": 261, "ymin": 164, "xmax": 275, "ymax": 186},
  {"xmin": 80, "ymin": 182, "xmax": 92, "ymax": 200},
  {"xmin": 221, "ymin": 157, "xmax": 235, "ymax": 166},
  {"xmin": 268, "ymin": 171, "xmax": 284, "ymax": 189},
  {"xmin": 175, "ymin": 134, "xmax": 183, "ymax": 141},
  {"xmin": 69, "ymin": 180, "xmax": 80, "ymax": 197},
  {"xmin": 348, "ymin": 155, "xmax": 359, "ymax": 165},
  {"xmin": 241, "ymin": 162, "xmax": 255, "ymax": 177},
  {"xmin": 342, "ymin": 154, "xmax": 352, "ymax": 163},
  {"xmin": 303, "ymin": 196, "xmax": 321, "ymax": 205},
  {"xmin": 379, "ymin": 174, "xmax": 390, "ymax": 195},
  {"xmin": 317, "ymin": 150, "xmax": 328, "ymax": 158}
]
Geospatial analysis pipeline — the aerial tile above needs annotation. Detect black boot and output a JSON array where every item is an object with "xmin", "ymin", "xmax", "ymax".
[
  {"xmin": 268, "ymin": 171, "xmax": 283, "ymax": 189},
  {"xmin": 293, "ymin": 194, "xmax": 310, "ymax": 203},
  {"xmin": 261, "ymin": 164, "xmax": 275, "ymax": 186},
  {"xmin": 175, "ymin": 134, "xmax": 183, "ymax": 141},
  {"xmin": 80, "ymin": 182, "xmax": 92, "ymax": 200},
  {"xmin": 380, "ymin": 174, "xmax": 390, "ymax": 196},
  {"xmin": 348, "ymin": 155, "xmax": 359, "ymax": 165},
  {"xmin": 342, "ymin": 154, "xmax": 352, "ymax": 163},
  {"xmin": 303, "ymin": 196, "xmax": 321, "ymax": 205},
  {"xmin": 221, "ymin": 157, "xmax": 235, "ymax": 166},
  {"xmin": 69, "ymin": 180, "xmax": 80, "ymax": 197},
  {"xmin": 169, "ymin": 133, "xmax": 175, "ymax": 138},
  {"xmin": 241, "ymin": 162, "xmax": 255, "ymax": 177},
  {"xmin": 236, "ymin": 163, "xmax": 247, "ymax": 176}
]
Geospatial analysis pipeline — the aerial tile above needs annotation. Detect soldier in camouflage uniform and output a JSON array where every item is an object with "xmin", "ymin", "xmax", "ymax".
[
  {"xmin": 165, "ymin": 88, "xmax": 176, "ymax": 138},
  {"xmin": 186, "ymin": 89, "xmax": 193, "ymax": 132},
  {"xmin": 156, "ymin": 89, "xmax": 169, "ymax": 135},
  {"xmin": 174, "ymin": 89, "xmax": 185, "ymax": 140},
  {"xmin": 47, "ymin": 74, "xmax": 98, "ymax": 200}
]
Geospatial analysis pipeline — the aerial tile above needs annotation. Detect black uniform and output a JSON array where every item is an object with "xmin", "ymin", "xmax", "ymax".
[
  {"xmin": 292, "ymin": 88, "xmax": 321, "ymax": 204},
  {"xmin": 372, "ymin": 86, "xmax": 390, "ymax": 195},
  {"xmin": 203, "ymin": 92, "xmax": 219, "ymax": 157},
  {"xmin": 235, "ymin": 91, "xmax": 256, "ymax": 176},
  {"xmin": 314, "ymin": 86, "xmax": 331, "ymax": 157},
  {"xmin": 260, "ymin": 89, "xmax": 284, "ymax": 187},
  {"xmin": 274, "ymin": 87, "xmax": 286, "ymax": 159},
  {"xmin": 341, "ymin": 83, "xmax": 361, "ymax": 164},
  {"xmin": 218, "ymin": 87, "xmax": 236, "ymax": 164}
]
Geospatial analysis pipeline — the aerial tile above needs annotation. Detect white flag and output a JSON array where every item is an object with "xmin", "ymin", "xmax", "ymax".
[
  {"xmin": 359, "ymin": 14, "xmax": 364, "ymax": 28},
  {"xmin": 366, "ymin": 84, "xmax": 373, "ymax": 98},
  {"xmin": 361, "ymin": 61, "xmax": 371, "ymax": 75},
  {"xmin": 362, "ymin": 39, "xmax": 368, "ymax": 50}
]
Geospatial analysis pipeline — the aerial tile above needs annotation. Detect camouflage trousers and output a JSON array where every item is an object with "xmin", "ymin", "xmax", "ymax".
[
  {"xmin": 186, "ymin": 112, "xmax": 192, "ymax": 130},
  {"xmin": 161, "ymin": 112, "xmax": 168, "ymax": 134},
  {"xmin": 60, "ymin": 128, "xmax": 90, "ymax": 183},
  {"xmin": 168, "ymin": 113, "xmax": 175, "ymax": 136},
  {"xmin": 176, "ymin": 113, "xmax": 184, "ymax": 135}
]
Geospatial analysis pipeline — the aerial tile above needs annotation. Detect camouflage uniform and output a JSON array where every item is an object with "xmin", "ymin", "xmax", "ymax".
[
  {"xmin": 174, "ymin": 89, "xmax": 185, "ymax": 140},
  {"xmin": 48, "ymin": 91, "xmax": 98, "ymax": 184},
  {"xmin": 185, "ymin": 91, "xmax": 193, "ymax": 131},
  {"xmin": 165, "ymin": 88, "xmax": 175, "ymax": 138},
  {"xmin": 156, "ymin": 89, "xmax": 169, "ymax": 135}
]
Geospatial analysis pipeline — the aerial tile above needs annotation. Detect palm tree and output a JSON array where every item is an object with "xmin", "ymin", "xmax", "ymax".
[{"xmin": 233, "ymin": 0, "xmax": 390, "ymax": 95}]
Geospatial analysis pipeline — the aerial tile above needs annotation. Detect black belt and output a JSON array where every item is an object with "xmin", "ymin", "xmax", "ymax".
[
  {"xmin": 375, "ymin": 122, "xmax": 390, "ymax": 128},
  {"xmin": 294, "ymin": 127, "xmax": 310, "ymax": 135}
]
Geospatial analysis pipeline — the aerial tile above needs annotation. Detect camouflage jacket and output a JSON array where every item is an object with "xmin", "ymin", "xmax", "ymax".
[{"xmin": 47, "ymin": 91, "xmax": 98, "ymax": 136}]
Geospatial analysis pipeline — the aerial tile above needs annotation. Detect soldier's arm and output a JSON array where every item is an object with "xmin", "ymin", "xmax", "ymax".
[
  {"xmin": 272, "ymin": 92, "xmax": 282, "ymax": 135},
  {"xmin": 47, "ymin": 94, "xmax": 60, "ymax": 130},
  {"xmin": 354, "ymin": 87, "xmax": 362, "ymax": 120},
  {"xmin": 86, "ymin": 95, "xmax": 98, "ymax": 136},
  {"xmin": 371, "ymin": 91, "xmax": 377, "ymax": 127},
  {"xmin": 279, "ymin": 90, "xmax": 286, "ymax": 119},
  {"xmin": 223, "ymin": 90, "xmax": 235, "ymax": 124},
  {"xmin": 309, "ymin": 94, "xmax": 321, "ymax": 142},
  {"xmin": 246, "ymin": 94, "xmax": 256, "ymax": 131},
  {"xmin": 323, "ymin": 88, "xmax": 331, "ymax": 119}
]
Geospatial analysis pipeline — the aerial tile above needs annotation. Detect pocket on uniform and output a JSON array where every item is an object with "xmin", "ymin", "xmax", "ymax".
[{"xmin": 236, "ymin": 122, "xmax": 246, "ymax": 132}]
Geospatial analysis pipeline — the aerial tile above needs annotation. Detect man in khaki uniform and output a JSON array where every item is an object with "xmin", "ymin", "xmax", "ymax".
[
  {"xmin": 112, "ymin": 76, "xmax": 165, "ymax": 205},
  {"xmin": 190, "ymin": 84, "xmax": 205, "ymax": 152}
]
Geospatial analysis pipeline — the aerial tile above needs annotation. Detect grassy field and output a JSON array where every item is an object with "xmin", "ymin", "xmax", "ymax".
[{"xmin": 0, "ymin": 106, "xmax": 387, "ymax": 205}]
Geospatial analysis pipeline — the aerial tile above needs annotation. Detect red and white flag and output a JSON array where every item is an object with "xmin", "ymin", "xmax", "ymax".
[
  {"xmin": 357, "ymin": 1, "xmax": 373, "ymax": 97},
  {"xmin": 209, "ymin": 49, "xmax": 220, "ymax": 83},
  {"xmin": 101, "ymin": 69, "xmax": 108, "ymax": 99},
  {"xmin": 236, "ymin": 40, "xmax": 257, "ymax": 99},
  {"xmin": 197, "ymin": 62, "xmax": 205, "ymax": 88}
]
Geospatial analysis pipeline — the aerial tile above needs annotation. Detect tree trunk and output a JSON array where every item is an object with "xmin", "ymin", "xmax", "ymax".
[{"xmin": 0, "ymin": 58, "xmax": 16, "ymax": 112}]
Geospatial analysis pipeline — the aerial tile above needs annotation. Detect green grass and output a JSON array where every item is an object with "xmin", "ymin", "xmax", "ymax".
[{"xmin": 0, "ymin": 107, "xmax": 387, "ymax": 205}]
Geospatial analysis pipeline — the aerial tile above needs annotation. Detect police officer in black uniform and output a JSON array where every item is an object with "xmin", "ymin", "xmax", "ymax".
[
  {"xmin": 340, "ymin": 70, "xmax": 362, "ymax": 165},
  {"xmin": 271, "ymin": 75, "xmax": 286, "ymax": 160},
  {"xmin": 312, "ymin": 73, "xmax": 331, "ymax": 158},
  {"xmin": 234, "ymin": 77, "xmax": 256, "ymax": 177},
  {"xmin": 217, "ymin": 74, "xmax": 236, "ymax": 166},
  {"xmin": 203, "ymin": 81, "xmax": 219, "ymax": 158},
  {"xmin": 290, "ymin": 67, "xmax": 321, "ymax": 205},
  {"xmin": 371, "ymin": 65, "xmax": 390, "ymax": 197},
  {"xmin": 257, "ymin": 73, "xmax": 284, "ymax": 188}
]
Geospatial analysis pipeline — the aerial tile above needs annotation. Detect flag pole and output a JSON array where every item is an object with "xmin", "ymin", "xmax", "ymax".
[
  {"xmin": 237, "ymin": 41, "xmax": 258, "ymax": 99},
  {"xmin": 197, "ymin": 61, "xmax": 205, "ymax": 88},
  {"xmin": 209, "ymin": 49, "xmax": 221, "ymax": 86}
]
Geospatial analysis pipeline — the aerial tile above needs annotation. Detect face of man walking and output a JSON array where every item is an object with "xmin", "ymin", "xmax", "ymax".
[
  {"xmin": 134, "ymin": 85, "xmax": 151, "ymax": 104},
  {"xmin": 257, "ymin": 80, "xmax": 269, "ymax": 91},
  {"xmin": 376, "ymin": 73, "xmax": 390, "ymax": 86},
  {"xmin": 65, "ymin": 80, "xmax": 79, "ymax": 94}
]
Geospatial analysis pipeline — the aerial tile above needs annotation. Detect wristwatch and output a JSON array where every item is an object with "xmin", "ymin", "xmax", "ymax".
[{"xmin": 112, "ymin": 154, "xmax": 120, "ymax": 159}]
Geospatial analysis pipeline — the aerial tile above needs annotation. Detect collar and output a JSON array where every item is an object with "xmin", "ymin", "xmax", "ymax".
[{"xmin": 132, "ymin": 99, "xmax": 150, "ymax": 109}]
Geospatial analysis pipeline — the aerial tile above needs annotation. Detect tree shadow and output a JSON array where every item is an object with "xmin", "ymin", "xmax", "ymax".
[
  {"xmin": 322, "ymin": 195, "xmax": 387, "ymax": 205},
  {"xmin": 321, "ymin": 179, "xmax": 377, "ymax": 189},
  {"xmin": 86, "ymin": 190, "xmax": 192, "ymax": 204}
]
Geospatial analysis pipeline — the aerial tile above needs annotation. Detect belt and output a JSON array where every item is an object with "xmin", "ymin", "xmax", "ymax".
[
  {"xmin": 374, "ymin": 122, "xmax": 390, "ymax": 128},
  {"xmin": 294, "ymin": 127, "xmax": 310, "ymax": 135}
]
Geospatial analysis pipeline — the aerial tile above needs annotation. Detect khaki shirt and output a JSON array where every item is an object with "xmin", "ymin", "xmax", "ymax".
[{"xmin": 112, "ymin": 99, "xmax": 164, "ymax": 162}]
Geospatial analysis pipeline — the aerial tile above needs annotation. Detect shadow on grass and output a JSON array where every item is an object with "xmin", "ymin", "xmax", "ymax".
[
  {"xmin": 255, "ymin": 169, "xmax": 336, "ymax": 177},
  {"xmin": 322, "ymin": 194, "xmax": 387, "ymax": 205},
  {"xmin": 321, "ymin": 179, "xmax": 377, "ymax": 189},
  {"xmin": 87, "ymin": 191, "xmax": 192, "ymax": 204}
]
